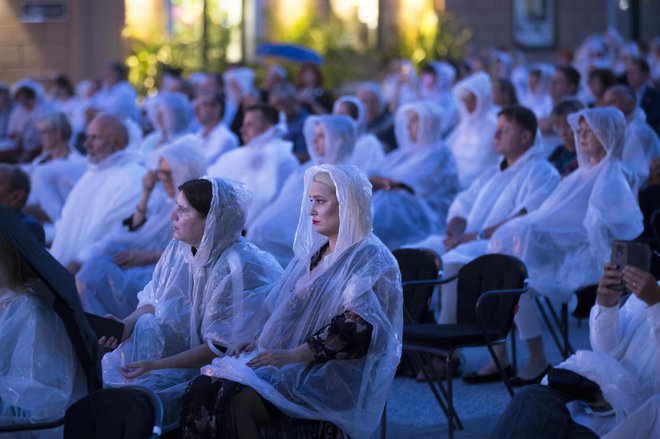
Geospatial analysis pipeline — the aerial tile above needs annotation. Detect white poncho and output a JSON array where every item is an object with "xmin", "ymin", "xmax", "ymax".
[
  {"xmin": 488, "ymin": 108, "xmax": 644, "ymax": 301},
  {"xmin": 419, "ymin": 61, "xmax": 459, "ymax": 137},
  {"xmin": 446, "ymin": 71, "xmax": 500, "ymax": 189},
  {"xmin": 622, "ymin": 107, "xmax": 660, "ymax": 188},
  {"xmin": 437, "ymin": 131, "xmax": 561, "ymax": 264},
  {"xmin": 247, "ymin": 115, "xmax": 356, "ymax": 268},
  {"xmin": 102, "ymin": 177, "xmax": 283, "ymax": 428},
  {"xmin": 25, "ymin": 150, "xmax": 87, "ymax": 224},
  {"xmin": 76, "ymin": 137, "xmax": 207, "ymax": 318},
  {"xmin": 207, "ymin": 124, "xmax": 300, "ymax": 228},
  {"xmin": 50, "ymin": 150, "xmax": 145, "ymax": 266},
  {"xmin": 372, "ymin": 101, "xmax": 459, "ymax": 250},
  {"xmin": 203, "ymin": 164, "xmax": 403, "ymax": 439},
  {"xmin": 332, "ymin": 96, "xmax": 385, "ymax": 173},
  {"xmin": 0, "ymin": 288, "xmax": 86, "ymax": 428}
]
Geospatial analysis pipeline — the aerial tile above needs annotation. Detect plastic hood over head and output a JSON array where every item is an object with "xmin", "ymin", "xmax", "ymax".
[
  {"xmin": 332, "ymin": 95, "xmax": 367, "ymax": 133},
  {"xmin": 292, "ymin": 164, "xmax": 372, "ymax": 263},
  {"xmin": 155, "ymin": 92, "xmax": 192, "ymax": 138},
  {"xmin": 568, "ymin": 107, "xmax": 626, "ymax": 170},
  {"xmin": 394, "ymin": 101, "xmax": 444, "ymax": 151},
  {"xmin": 158, "ymin": 134, "xmax": 207, "ymax": 189},
  {"xmin": 452, "ymin": 71, "xmax": 494, "ymax": 121},
  {"xmin": 303, "ymin": 115, "xmax": 356, "ymax": 165},
  {"xmin": 188, "ymin": 177, "xmax": 252, "ymax": 268}
]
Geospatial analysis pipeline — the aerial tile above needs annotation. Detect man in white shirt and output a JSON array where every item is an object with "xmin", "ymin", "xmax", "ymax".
[
  {"xmin": 490, "ymin": 263, "xmax": 660, "ymax": 438},
  {"xmin": 207, "ymin": 104, "xmax": 299, "ymax": 229},
  {"xmin": 194, "ymin": 93, "xmax": 238, "ymax": 167},
  {"xmin": 415, "ymin": 106, "xmax": 560, "ymax": 328},
  {"xmin": 603, "ymin": 84, "xmax": 660, "ymax": 188},
  {"xmin": 50, "ymin": 113, "xmax": 144, "ymax": 274}
]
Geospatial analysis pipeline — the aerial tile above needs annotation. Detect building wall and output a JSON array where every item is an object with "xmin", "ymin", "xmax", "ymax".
[
  {"xmin": 0, "ymin": 0, "xmax": 125, "ymax": 85},
  {"xmin": 444, "ymin": 0, "xmax": 609, "ymax": 61}
]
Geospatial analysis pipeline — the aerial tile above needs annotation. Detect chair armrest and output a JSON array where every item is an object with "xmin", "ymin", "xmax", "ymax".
[
  {"xmin": 475, "ymin": 284, "xmax": 529, "ymax": 332},
  {"xmin": 402, "ymin": 273, "xmax": 458, "ymax": 288},
  {"xmin": 0, "ymin": 417, "xmax": 65, "ymax": 433}
]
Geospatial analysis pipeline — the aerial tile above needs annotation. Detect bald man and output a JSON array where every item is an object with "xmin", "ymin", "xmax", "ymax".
[
  {"xmin": 50, "ymin": 113, "xmax": 145, "ymax": 273},
  {"xmin": 604, "ymin": 85, "xmax": 660, "ymax": 187}
]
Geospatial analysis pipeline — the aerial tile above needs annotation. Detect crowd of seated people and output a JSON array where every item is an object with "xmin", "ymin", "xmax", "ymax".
[{"xmin": 1, "ymin": 28, "xmax": 659, "ymax": 438}]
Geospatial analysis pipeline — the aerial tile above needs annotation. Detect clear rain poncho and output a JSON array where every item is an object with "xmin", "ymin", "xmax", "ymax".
[
  {"xmin": 139, "ymin": 92, "xmax": 192, "ymax": 165},
  {"xmin": 332, "ymin": 95, "xmax": 385, "ymax": 173},
  {"xmin": 371, "ymin": 101, "xmax": 459, "ymax": 250},
  {"xmin": 446, "ymin": 71, "xmax": 500, "ymax": 189},
  {"xmin": 76, "ymin": 135, "xmax": 207, "ymax": 318},
  {"xmin": 202, "ymin": 164, "xmax": 403, "ymax": 439},
  {"xmin": 622, "ymin": 107, "xmax": 660, "ymax": 188},
  {"xmin": 419, "ymin": 61, "xmax": 458, "ymax": 137},
  {"xmin": 488, "ymin": 108, "xmax": 644, "ymax": 301},
  {"xmin": 247, "ymin": 115, "xmax": 356, "ymax": 268},
  {"xmin": 102, "ymin": 177, "xmax": 283, "ymax": 428}
]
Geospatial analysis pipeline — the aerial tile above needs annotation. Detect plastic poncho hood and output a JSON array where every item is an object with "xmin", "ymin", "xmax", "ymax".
[{"xmin": 303, "ymin": 115, "xmax": 356, "ymax": 166}]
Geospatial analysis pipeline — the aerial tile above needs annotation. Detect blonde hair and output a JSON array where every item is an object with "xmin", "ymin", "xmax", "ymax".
[{"xmin": 312, "ymin": 171, "xmax": 336, "ymax": 194}]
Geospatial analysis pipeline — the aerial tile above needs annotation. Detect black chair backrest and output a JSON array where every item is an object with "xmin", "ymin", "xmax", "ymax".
[
  {"xmin": 456, "ymin": 254, "xmax": 527, "ymax": 334},
  {"xmin": 393, "ymin": 248, "xmax": 441, "ymax": 324},
  {"xmin": 64, "ymin": 387, "xmax": 162, "ymax": 439}
]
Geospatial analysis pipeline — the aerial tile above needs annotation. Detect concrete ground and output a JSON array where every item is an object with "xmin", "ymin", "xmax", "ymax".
[{"xmin": 381, "ymin": 306, "xmax": 592, "ymax": 438}]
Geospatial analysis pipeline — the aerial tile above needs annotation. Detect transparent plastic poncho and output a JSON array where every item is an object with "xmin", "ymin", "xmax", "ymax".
[
  {"xmin": 371, "ymin": 101, "xmax": 459, "ymax": 249},
  {"xmin": 102, "ymin": 177, "xmax": 283, "ymax": 428},
  {"xmin": 489, "ymin": 108, "xmax": 644, "ymax": 301},
  {"xmin": 332, "ymin": 96, "xmax": 385, "ymax": 172},
  {"xmin": 446, "ymin": 71, "xmax": 500, "ymax": 189},
  {"xmin": 247, "ymin": 115, "xmax": 356, "ymax": 268},
  {"xmin": 76, "ymin": 136, "xmax": 207, "ymax": 318},
  {"xmin": 203, "ymin": 164, "xmax": 403, "ymax": 439},
  {"xmin": 0, "ymin": 289, "xmax": 87, "ymax": 431}
]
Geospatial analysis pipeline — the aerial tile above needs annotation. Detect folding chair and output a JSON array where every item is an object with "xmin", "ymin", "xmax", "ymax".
[{"xmin": 402, "ymin": 254, "xmax": 528, "ymax": 438}]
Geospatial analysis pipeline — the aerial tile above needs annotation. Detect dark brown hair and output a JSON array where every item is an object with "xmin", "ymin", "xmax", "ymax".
[{"xmin": 178, "ymin": 179, "xmax": 212, "ymax": 217}]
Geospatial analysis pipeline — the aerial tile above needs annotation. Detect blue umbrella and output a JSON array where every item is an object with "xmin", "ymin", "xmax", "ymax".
[{"xmin": 256, "ymin": 43, "xmax": 324, "ymax": 64}]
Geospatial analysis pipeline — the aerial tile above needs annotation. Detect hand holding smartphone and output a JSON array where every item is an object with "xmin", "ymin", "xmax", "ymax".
[{"xmin": 609, "ymin": 241, "xmax": 651, "ymax": 291}]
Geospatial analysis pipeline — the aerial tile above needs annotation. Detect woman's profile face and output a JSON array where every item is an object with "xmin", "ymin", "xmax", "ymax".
[
  {"xmin": 460, "ymin": 90, "xmax": 478, "ymax": 114},
  {"xmin": 171, "ymin": 191, "xmax": 206, "ymax": 247},
  {"xmin": 406, "ymin": 110, "xmax": 419, "ymax": 143},
  {"xmin": 157, "ymin": 158, "xmax": 176, "ymax": 198},
  {"xmin": 578, "ymin": 118, "xmax": 606, "ymax": 165},
  {"xmin": 309, "ymin": 181, "xmax": 339, "ymax": 239},
  {"xmin": 313, "ymin": 123, "xmax": 326, "ymax": 157}
]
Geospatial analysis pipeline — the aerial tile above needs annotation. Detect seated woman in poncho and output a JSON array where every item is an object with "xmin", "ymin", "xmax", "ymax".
[
  {"xmin": 247, "ymin": 114, "xmax": 356, "ymax": 268},
  {"xmin": 100, "ymin": 177, "xmax": 283, "ymax": 429},
  {"xmin": 370, "ymin": 101, "xmax": 459, "ymax": 250},
  {"xmin": 481, "ymin": 108, "xmax": 644, "ymax": 385},
  {"xmin": 181, "ymin": 164, "xmax": 403, "ymax": 439},
  {"xmin": 0, "ymin": 228, "xmax": 87, "ymax": 431},
  {"xmin": 76, "ymin": 135, "xmax": 207, "ymax": 318}
]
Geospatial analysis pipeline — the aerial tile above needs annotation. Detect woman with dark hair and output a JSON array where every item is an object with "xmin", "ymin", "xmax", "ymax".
[
  {"xmin": 100, "ymin": 177, "xmax": 282, "ymax": 429},
  {"xmin": 492, "ymin": 78, "xmax": 519, "ymax": 108},
  {"xmin": 296, "ymin": 62, "xmax": 333, "ymax": 114},
  {"xmin": 588, "ymin": 68, "xmax": 617, "ymax": 108}
]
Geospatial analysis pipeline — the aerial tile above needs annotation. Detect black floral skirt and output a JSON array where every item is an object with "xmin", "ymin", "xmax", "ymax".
[{"xmin": 180, "ymin": 376, "xmax": 343, "ymax": 439}]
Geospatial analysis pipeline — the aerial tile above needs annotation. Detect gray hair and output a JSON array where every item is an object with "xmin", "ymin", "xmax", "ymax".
[{"xmin": 38, "ymin": 111, "xmax": 72, "ymax": 141}]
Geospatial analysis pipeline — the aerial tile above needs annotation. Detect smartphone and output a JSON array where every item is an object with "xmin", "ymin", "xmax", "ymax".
[
  {"xmin": 609, "ymin": 240, "xmax": 651, "ymax": 291},
  {"xmin": 85, "ymin": 312, "xmax": 125, "ymax": 341}
]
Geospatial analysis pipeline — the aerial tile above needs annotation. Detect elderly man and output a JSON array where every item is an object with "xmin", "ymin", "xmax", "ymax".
[
  {"xmin": 194, "ymin": 92, "xmax": 238, "ymax": 167},
  {"xmin": 50, "ymin": 113, "xmax": 144, "ymax": 274},
  {"xmin": 490, "ymin": 264, "xmax": 660, "ymax": 439},
  {"xmin": 0, "ymin": 164, "xmax": 45, "ymax": 244},
  {"xmin": 604, "ymin": 84, "xmax": 660, "ymax": 188},
  {"xmin": 207, "ymin": 104, "xmax": 299, "ymax": 229},
  {"xmin": 357, "ymin": 81, "xmax": 397, "ymax": 152},
  {"xmin": 269, "ymin": 83, "xmax": 310, "ymax": 163}
]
